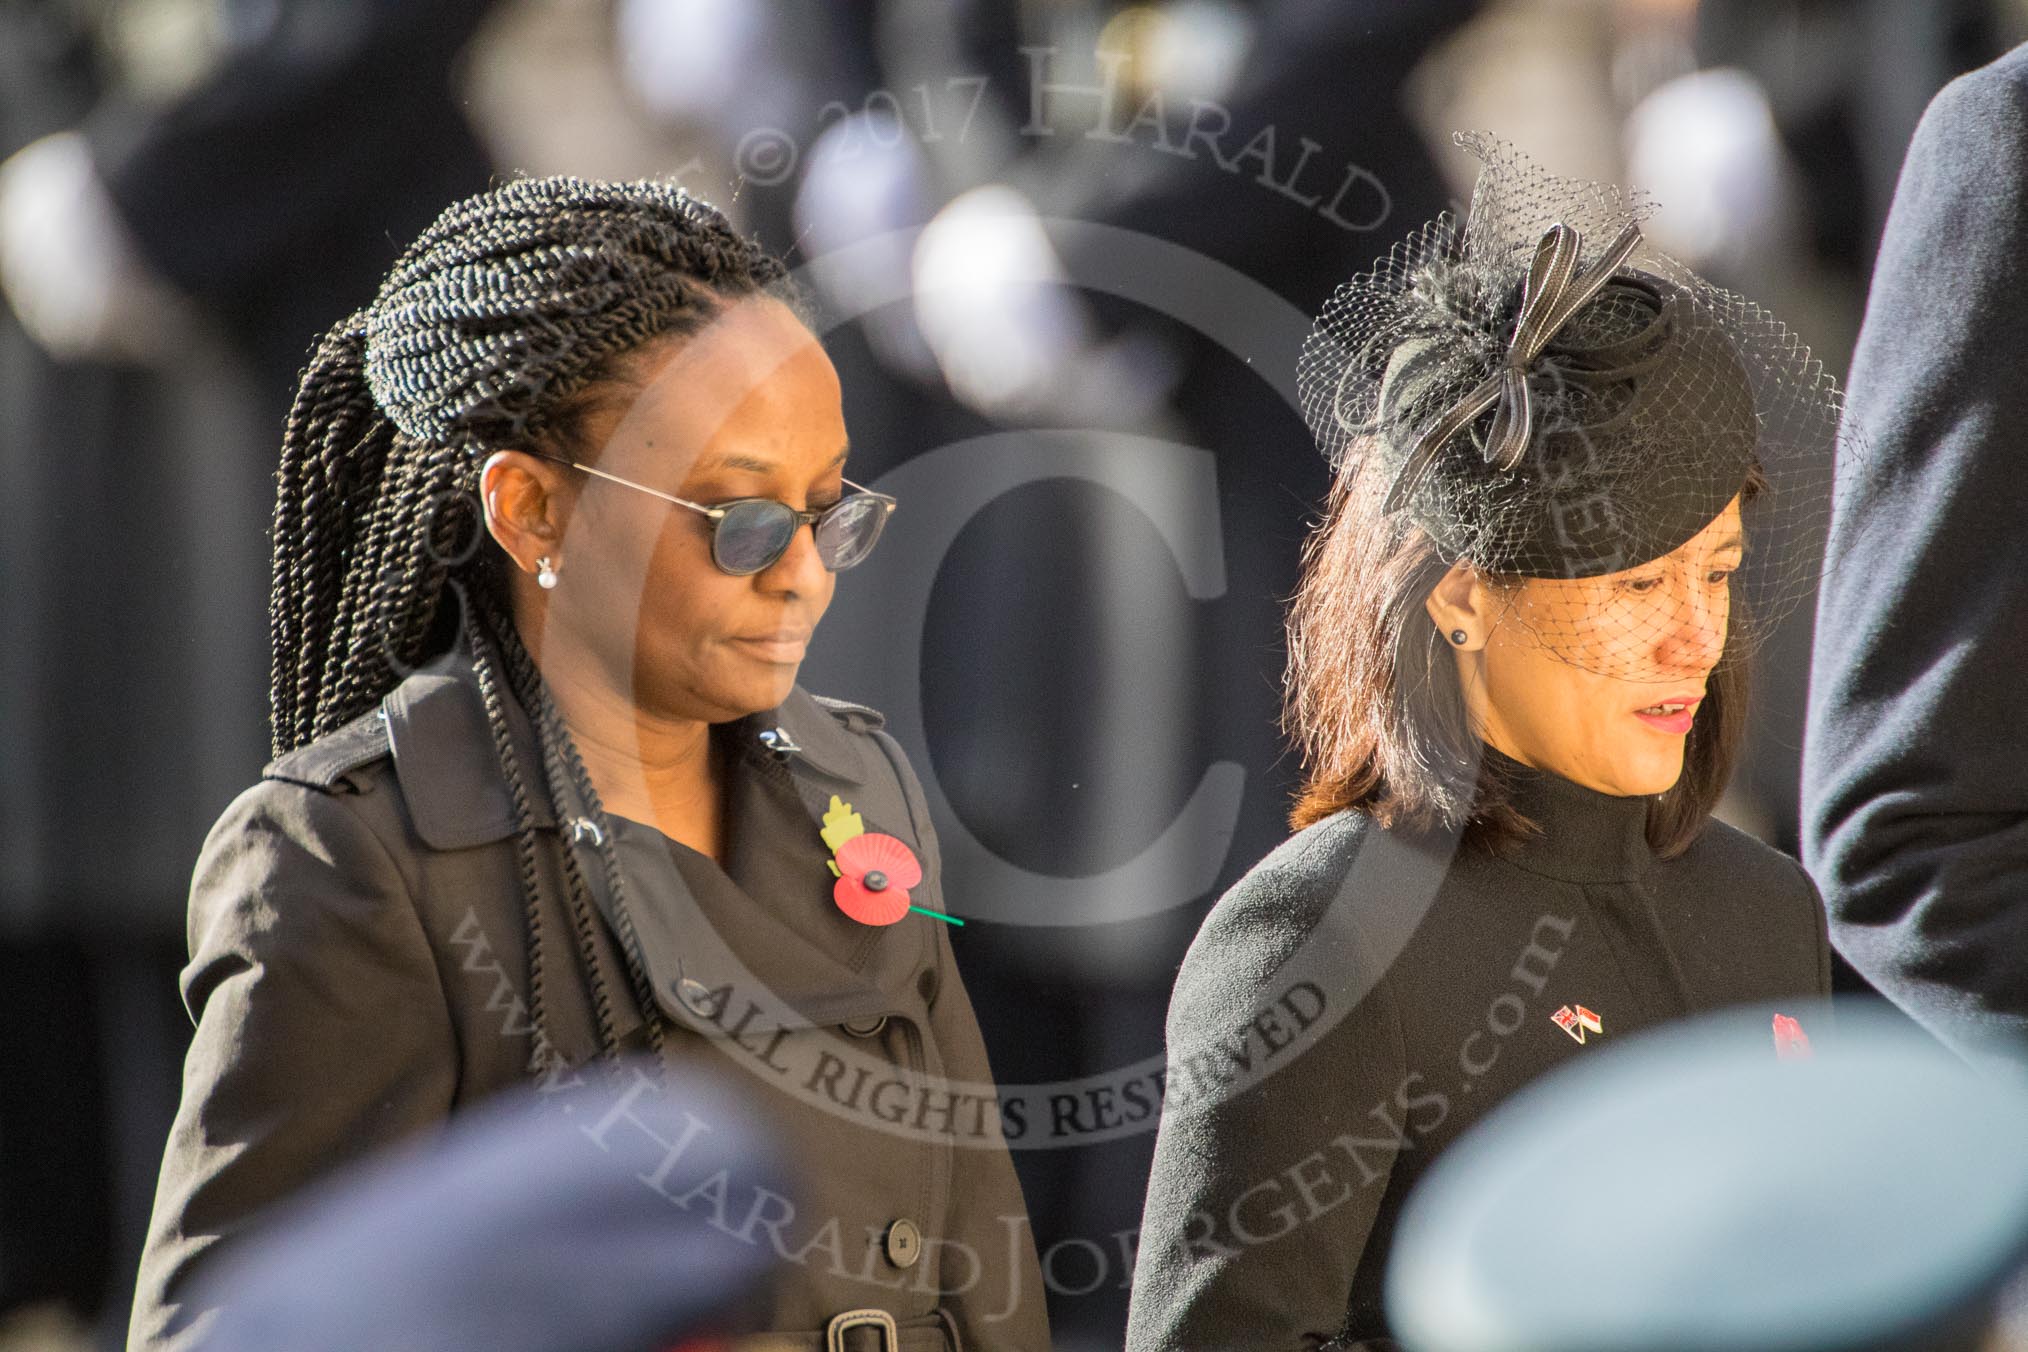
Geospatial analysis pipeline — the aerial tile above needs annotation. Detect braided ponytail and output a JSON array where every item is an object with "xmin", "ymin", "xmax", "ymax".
[{"xmin": 268, "ymin": 176, "xmax": 795, "ymax": 1073}]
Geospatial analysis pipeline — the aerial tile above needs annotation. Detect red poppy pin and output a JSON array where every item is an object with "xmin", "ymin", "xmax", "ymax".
[
  {"xmin": 1772, "ymin": 1013, "xmax": 1812, "ymax": 1060},
  {"xmin": 820, "ymin": 796, "xmax": 961, "ymax": 926}
]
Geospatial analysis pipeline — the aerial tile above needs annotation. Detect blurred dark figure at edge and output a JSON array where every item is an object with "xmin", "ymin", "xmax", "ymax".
[
  {"xmin": 0, "ymin": 0, "xmax": 495, "ymax": 1338},
  {"xmin": 1805, "ymin": 40, "xmax": 2028, "ymax": 1070}
]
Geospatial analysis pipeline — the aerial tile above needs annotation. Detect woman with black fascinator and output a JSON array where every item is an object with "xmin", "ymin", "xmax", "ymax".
[
  {"xmin": 131, "ymin": 178, "xmax": 1047, "ymax": 1351},
  {"xmin": 1125, "ymin": 134, "xmax": 1843, "ymax": 1349}
]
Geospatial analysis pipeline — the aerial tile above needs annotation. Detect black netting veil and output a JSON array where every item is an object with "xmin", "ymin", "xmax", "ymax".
[{"xmin": 1297, "ymin": 131, "xmax": 1849, "ymax": 685}]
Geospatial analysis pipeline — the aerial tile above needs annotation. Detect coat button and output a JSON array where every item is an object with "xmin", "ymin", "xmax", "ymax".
[
  {"xmin": 674, "ymin": 978, "xmax": 720, "ymax": 1018},
  {"xmin": 883, "ymin": 1218, "xmax": 922, "ymax": 1269},
  {"xmin": 842, "ymin": 1014, "xmax": 888, "ymax": 1038}
]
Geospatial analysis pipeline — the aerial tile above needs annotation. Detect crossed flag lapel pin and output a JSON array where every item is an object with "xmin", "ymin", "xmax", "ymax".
[{"xmin": 1551, "ymin": 1004, "xmax": 1604, "ymax": 1044}]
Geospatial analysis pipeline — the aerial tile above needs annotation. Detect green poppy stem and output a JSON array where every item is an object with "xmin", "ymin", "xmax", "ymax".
[{"xmin": 910, "ymin": 904, "xmax": 965, "ymax": 926}]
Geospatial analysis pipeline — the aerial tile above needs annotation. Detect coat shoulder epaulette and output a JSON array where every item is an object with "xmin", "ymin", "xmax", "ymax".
[
  {"xmin": 810, "ymin": 695, "xmax": 887, "ymax": 734},
  {"xmin": 262, "ymin": 707, "xmax": 393, "ymax": 792}
]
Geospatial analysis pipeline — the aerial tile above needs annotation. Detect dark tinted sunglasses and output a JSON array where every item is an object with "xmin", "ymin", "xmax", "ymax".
[{"xmin": 527, "ymin": 452, "xmax": 897, "ymax": 577}]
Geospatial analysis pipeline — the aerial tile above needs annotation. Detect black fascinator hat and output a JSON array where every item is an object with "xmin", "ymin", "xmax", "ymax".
[{"xmin": 1297, "ymin": 132, "xmax": 1847, "ymax": 674}]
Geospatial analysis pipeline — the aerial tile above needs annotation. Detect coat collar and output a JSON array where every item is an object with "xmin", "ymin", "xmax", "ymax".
[
  {"xmin": 1485, "ymin": 743, "xmax": 1655, "ymax": 883},
  {"xmin": 380, "ymin": 641, "xmax": 871, "ymax": 852}
]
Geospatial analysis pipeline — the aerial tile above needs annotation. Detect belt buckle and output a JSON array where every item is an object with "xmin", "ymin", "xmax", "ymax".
[{"xmin": 826, "ymin": 1308, "xmax": 900, "ymax": 1352}]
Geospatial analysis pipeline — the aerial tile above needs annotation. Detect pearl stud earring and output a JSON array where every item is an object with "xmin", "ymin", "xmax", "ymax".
[
  {"xmin": 1450, "ymin": 629, "xmax": 1468, "ymax": 646},
  {"xmin": 536, "ymin": 556, "xmax": 558, "ymax": 590}
]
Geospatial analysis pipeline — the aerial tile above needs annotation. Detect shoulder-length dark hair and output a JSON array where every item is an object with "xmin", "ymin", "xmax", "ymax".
[{"xmin": 1284, "ymin": 456, "xmax": 1759, "ymax": 859}]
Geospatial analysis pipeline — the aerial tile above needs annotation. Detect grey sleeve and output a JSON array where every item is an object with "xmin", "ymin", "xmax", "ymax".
[
  {"xmin": 1802, "ymin": 50, "xmax": 2028, "ymax": 1063},
  {"xmin": 129, "ymin": 779, "xmax": 457, "ymax": 1351}
]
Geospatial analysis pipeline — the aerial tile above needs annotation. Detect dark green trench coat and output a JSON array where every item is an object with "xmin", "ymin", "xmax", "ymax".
[{"xmin": 129, "ymin": 642, "xmax": 1050, "ymax": 1351}]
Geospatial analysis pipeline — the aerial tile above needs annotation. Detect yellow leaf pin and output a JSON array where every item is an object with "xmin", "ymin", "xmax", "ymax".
[{"xmin": 820, "ymin": 795, "xmax": 866, "ymax": 856}]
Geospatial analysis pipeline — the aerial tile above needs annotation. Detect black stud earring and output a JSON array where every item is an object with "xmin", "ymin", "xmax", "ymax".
[{"xmin": 1450, "ymin": 629, "xmax": 1469, "ymax": 646}]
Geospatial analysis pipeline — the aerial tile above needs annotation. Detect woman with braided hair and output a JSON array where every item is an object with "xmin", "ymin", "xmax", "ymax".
[{"xmin": 131, "ymin": 177, "xmax": 1048, "ymax": 1351}]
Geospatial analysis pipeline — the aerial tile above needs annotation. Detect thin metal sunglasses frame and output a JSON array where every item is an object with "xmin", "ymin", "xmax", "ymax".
[{"xmin": 524, "ymin": 450, "xmax": 897, "ymax": 570}]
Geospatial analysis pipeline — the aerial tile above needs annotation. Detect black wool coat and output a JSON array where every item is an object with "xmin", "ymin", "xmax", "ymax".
[
  {"xmin": 130, "ymin": 642, "xmax": 1049, "ymax": 1352},
  {"xmin": 1803, "ymin": 41, "xmax": 2028, "ymax": 1063},
  {"xmin": 1125, "ymin": 755, "xmax": 1830, "ymax": 1350}
]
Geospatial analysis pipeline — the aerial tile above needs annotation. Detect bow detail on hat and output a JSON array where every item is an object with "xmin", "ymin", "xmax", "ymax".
[{"xmin": 1383, "ymin": 220, "xmax": 1645, "ymax": 515}]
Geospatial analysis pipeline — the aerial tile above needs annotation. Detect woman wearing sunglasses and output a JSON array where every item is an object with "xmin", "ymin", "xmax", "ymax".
[{"xmin": 132, "ymin": 178, "xmax": 1048, "ymax": 1351}]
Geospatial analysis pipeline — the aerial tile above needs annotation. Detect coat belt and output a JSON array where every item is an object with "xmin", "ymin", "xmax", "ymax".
[{"xmin": 728, "ymin": 1308, "xmax": 960, "ymax": 1352}]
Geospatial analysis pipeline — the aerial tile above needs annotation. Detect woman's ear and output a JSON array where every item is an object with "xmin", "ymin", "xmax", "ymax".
[
  {"xmin": 1425, "ymin": 561, "xmax": 1494, "ymax": 650},
  {"xmin": 480, "ymin": 451, "xmax": 573, "ymax": 575}
]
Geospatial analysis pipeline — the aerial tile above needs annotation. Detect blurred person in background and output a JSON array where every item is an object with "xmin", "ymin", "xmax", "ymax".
[
  {"xmin": 131, "ymin": 175, "xmax": 1046, "ymax": 1351},
  {"xmin": 1694, "ymin": 0, "xmax": 2009, "ymax": 294},
  {"xmin": 1127, "ymin": 132, "xmax": 1839, "ymax": 1350},
  {"xmin": 1804, "ymin": 40, "xmax": 2028, "ymax": 1067}
]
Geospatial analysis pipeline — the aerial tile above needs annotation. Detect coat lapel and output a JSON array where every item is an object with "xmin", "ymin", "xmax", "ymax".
[
  {"xmin": 379, "ymin": 644, "xmax": 920, "ymax": 1048},
  {"xmin": 601, "ymin": 703, "xmax": 935, "ymax": 1031},
  {"xmin": 380, "ymin": 647, "xmax": 555, "ymax": 849}
]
